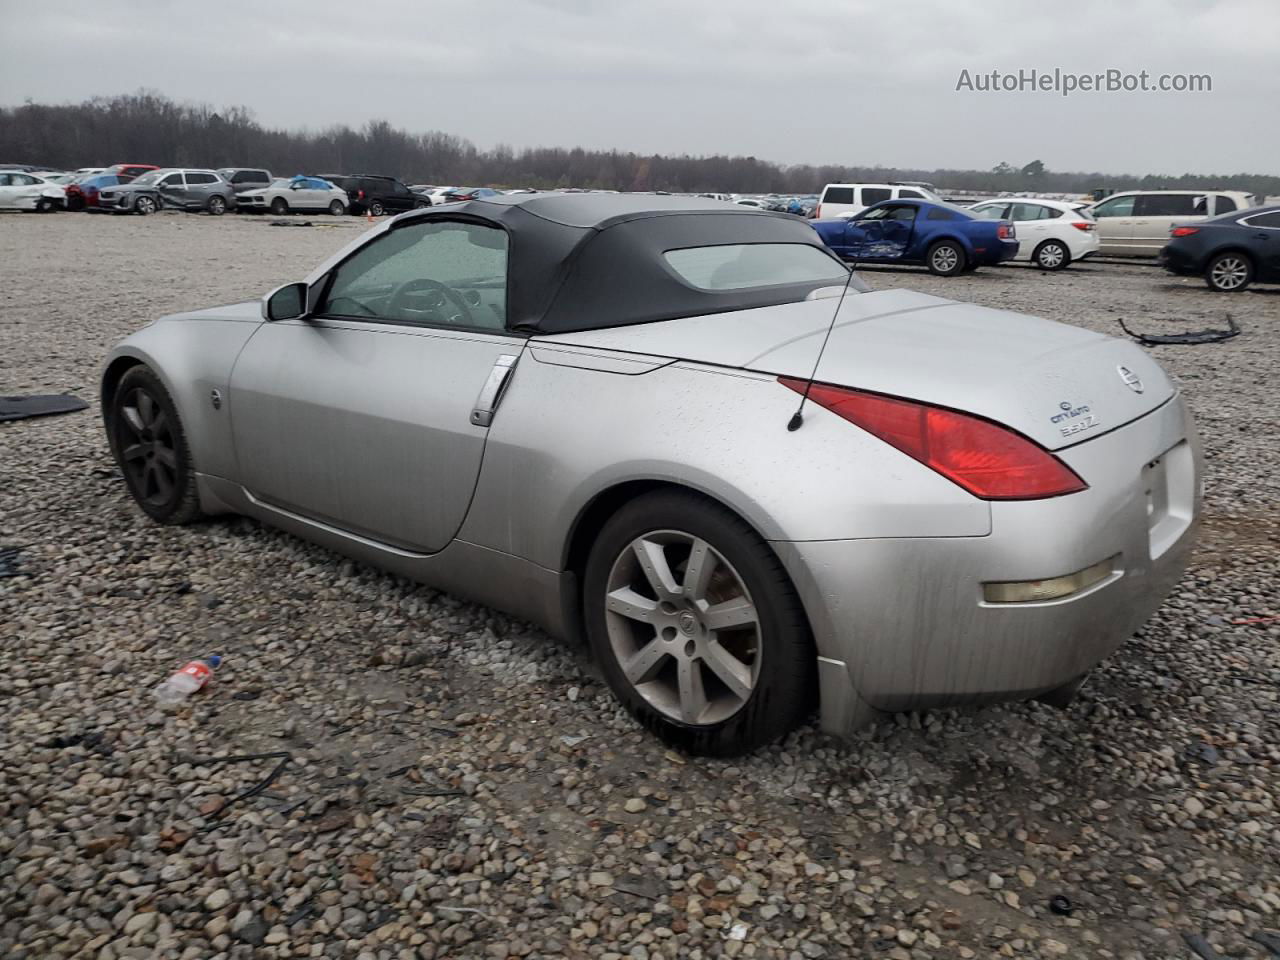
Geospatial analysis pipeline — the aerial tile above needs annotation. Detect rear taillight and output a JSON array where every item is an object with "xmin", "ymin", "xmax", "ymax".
[
  {"xmin": 1071, "ymin": 221, "xmax": 1095, "ymax": 232},
  {"xmin": 779, "ymin": 379, "xmax": 1087, "ymax": 500},
  {"xmin": 1170, "ymin": 226, "xmax": 1199, "ymax": 237},
  {"xmin": 997, "ymin": 222, "xmax": 1015, "ymax": 239},
  {"xmin": 358, "ymin": 189, "xmax": 365, "ymax": 199}
]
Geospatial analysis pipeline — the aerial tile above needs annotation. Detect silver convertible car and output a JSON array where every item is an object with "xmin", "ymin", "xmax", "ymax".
[{"xmin": 102, "ymin": 194, "xmax": 1200, "ymax": 755}]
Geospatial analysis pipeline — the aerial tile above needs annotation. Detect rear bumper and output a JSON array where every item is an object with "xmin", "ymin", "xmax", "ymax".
[
  {"xmin": 1160, "ymin": 245, "xmax": 1200, "ymax": 274},
  {"xmin": 979, "ymin": 239, "xmax": 1021, "ymax": 264},
  {"xmin": 776, "ymin": 394, "xmax": 1200, "ymax": 735}
]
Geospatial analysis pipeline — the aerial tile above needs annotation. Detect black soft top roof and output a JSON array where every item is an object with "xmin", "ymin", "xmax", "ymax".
[{"xmin": 391, "ymin": 193, "xmax": 854, "ymax": 334}]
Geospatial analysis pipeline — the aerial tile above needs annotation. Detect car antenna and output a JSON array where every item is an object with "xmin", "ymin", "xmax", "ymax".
[{"xmin": 787, "ymin": 252, "xmax": 858, "ymax": 432}]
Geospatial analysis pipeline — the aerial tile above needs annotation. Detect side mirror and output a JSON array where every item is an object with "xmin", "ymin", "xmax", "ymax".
[{"xmin": 263, "ymin": 282, "xmax": 308, "ymax": 321}]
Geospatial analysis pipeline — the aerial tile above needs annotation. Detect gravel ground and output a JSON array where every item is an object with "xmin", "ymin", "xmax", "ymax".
[{"xmin": 2, "ymin": 211, "xmax": 1277, "ymax": 960}]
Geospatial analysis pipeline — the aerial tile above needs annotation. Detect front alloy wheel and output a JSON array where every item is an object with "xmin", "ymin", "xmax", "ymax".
[
  {"xmin": 135, "ymin": 195, "xmax": 157, "ymax": 216},
  {"xmin": 584, "ymin": 490, "xmax": 815, "ymax": 755},
  {"xmin": 1205, "ymin": 253, "xmax": 1252, "ymax": 292},
  {"xmin": 109, "ymin": 366, "xmax": 203, "ymax": 524}
]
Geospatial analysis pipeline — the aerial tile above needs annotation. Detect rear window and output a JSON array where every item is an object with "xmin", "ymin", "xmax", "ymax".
[
  {"xmin": 822, "ymin": 187, "xmax": 854, "ymax": 205},
  {"xmin": 663, "ymin": 244, "xmax": 847, "ymax": 291}
]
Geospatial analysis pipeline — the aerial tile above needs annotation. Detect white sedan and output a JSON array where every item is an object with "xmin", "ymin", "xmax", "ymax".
[
  {"xmin": 968, "ymin": 198, "xmax": 1099, "ymax": 269},
  {"xmin": 0, "ymin": 172, "xmax": 66, "ymax": 212},
  {"xmin": 236, "ymin": 176, "xmax": 348, "ymax": 216}
]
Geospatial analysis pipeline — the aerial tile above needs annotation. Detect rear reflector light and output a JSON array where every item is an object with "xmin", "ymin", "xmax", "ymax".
[
  {"xmin": 779, "ymin": 379, "xmax": 1087, "ymax": 500},
  {"xmin": 1170, "ymin": 226, "xmax": 1200, "ymax": 237},
  {"xmin": 983, "ymin": 556, "xmax": 1117, "ymax": 604},
  {"xmin": 1071, "ymin": 221, "xmax": 1095, "ymax": 232}
]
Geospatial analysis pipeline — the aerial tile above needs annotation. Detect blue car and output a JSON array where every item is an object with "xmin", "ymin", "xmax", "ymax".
[{"xmin": 811, "ymin": 198, "xmax": 1018, "ymax": 275}]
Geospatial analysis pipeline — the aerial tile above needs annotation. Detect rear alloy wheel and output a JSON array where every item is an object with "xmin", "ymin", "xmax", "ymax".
[
  {"xmin": 108, "ymin": 366, "xmax": 203, "ymax": 525},
  {"xmin": 1034, "ymin": 239, "xmax": 1070, "ymax": 271},
  {"xmin": 134, "ymin": 195, "xmax": 157, "ymax": 216},
  {"xmin": 369, "ymin": 200, "xmax": 386, "ymax": 217},
  {"xmin": 207, "ymin": 195, "xmax": 227, "ymax": 216},
  {"xmin": 270, "ymin": 197, "xmax": 289, "ymax": 216},
  {"xmin": 926, "ymin": 240, "xmax": 965, "ymax": 276},
  {"xmin": 1205, "ymin": 252, "xmax": 1253, "ymax": 292},
  {"xmin": 584, "ymin": 491, "xmax": 815, "ymax": 756},
  {"xmin": 328, "ymin": 199, "xmax": 345, "ymax": 216}
]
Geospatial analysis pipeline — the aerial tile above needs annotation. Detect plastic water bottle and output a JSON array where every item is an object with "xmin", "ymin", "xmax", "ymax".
[{"xmin": 153, "ymin": 655, "xmax": 222, "ymax": 706}]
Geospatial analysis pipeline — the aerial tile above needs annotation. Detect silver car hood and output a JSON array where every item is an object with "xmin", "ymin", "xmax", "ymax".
[{"xmin": 533, "ymin": 289, "xmax": 1174, "ymax": 451}]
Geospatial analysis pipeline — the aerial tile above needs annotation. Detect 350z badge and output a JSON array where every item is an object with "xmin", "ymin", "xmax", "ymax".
[{"xmin": 1051, "ymin": 400, "xmax": 1100, "ymax": 439}]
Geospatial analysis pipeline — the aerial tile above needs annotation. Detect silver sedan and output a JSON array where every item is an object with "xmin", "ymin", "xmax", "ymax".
[{"xmin": 101, "ymin": 194, "xmax": 1200, "ymax": 755}]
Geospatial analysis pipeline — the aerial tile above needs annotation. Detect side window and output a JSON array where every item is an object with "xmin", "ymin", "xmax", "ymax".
[
  {"xmin": 1134, "ymin": 194, "xmax": 1203, "ymax": 216},
  {"xmin": 862, "ymin": 187, "xmax": 891, "ymax": 206},
  {"xmin": 0, "ymin": 174, "xmax": 12, "ymax": 186},
  {"xmin": 12, "ymin": 174, "xmax": 36, "ymax": 185},
  {"xmin": 1245, "ymin": 211, "xmax": 1280, "ymax": 228},
  {"xmin": 1214, "ymin": 195, "xmax": 1239, "ymax": 213},
  {"xmin": 926, "ymin": 208, "xmax": 957, "ymax": 221},
  {"xmin": 899, "ymin": 189, "xmax": 925, "ymax": 199},
  {"xmin": 159, "ymin": 173, "xmax": 184, "ymax": 187},
  {"xmin": 970, "ymin": 203, "xmax": 1010, "ymax": 220},
  {"xmin": 863, "ymin": 204, "xmax": 916, "ymax": 222},
  {"xmin": 187, "ymin": 173, "xmax": 217, "ymax": 185},
  {"xmin": 1092, "ymin": 195, "xmax": 1136, "ymax": 218},
  {"xmin": 318, "ymin": 220, "xmax": 509, "ymax": 331},
  {"xmin": 822, "ymin": 187, "xmax": 854, "ymax": 205},
  {"xmin": 393, "ymin": 181, "xmax": 411, "ymax": 197},
  {"xmin": 1010, "ymin": 202, "xmax": 1047, "ymax": 221},
  {"xmin": 1041, "ymin": 205, "xmax": 1064, "ymax": 219}
]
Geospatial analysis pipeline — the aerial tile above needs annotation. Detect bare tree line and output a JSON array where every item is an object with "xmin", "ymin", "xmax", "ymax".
[{"xmin": 2, "ymin": 91, "xmax": 1276, "ymax": 197}]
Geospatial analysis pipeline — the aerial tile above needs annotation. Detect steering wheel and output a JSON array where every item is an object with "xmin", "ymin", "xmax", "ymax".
[{"xmin": 388, "ymin": 278, "xmax": 475, "ymax": 326}]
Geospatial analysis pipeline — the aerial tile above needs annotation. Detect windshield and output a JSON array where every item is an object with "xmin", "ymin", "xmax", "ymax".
[{"xmin": 131, "ymin": 171, "xmax": 163, "ymax": 185}]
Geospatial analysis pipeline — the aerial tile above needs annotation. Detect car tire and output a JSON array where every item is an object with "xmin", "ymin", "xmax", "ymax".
[
  {"xmin": 583, "ymin": 489, "xmax": 816, "ymax": 756},
  {"xmin": 270, "ymin": 197, "xmax": 289, "ymax": 216},
  {"xmin": 328, "ymin": 200, "xmax": 345, "ymax": 216},
  {"xmin": 134, "ymin": 195, "xmax": 157, "ymax": 216},
  {"xmin": 35, "ymin": 198, "xmax": 57, "ymax": 213},
  {"xmin": 414, "ymin": 199, "xmax": 430, "ymax": 209},
  {"xmin": 926, "ymin": 240, "xmax": 965, "ymax": 276},
  {"xmin": 106, "ymin": 365, "xmax": 204, "ymax": 526},
  {"xmin": 1205, "ymin": 251, "xmax": 1253, "ymax": 292},
  {"xmin": 369, "ymin": 200, "xmax": 386, "ymax": 217},
  {"xmin": 1034, "ymin": 239, "xmax": 1070, "ymax": 271},
  {"xmin": 207, "ymin": 195, "xmax": 227, "ymax": 216}
]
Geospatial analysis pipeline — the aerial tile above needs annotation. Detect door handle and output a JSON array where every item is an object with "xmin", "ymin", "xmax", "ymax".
[{"xmin": 470, "ymin": 354, "xmax": 519, "ymax": 426}]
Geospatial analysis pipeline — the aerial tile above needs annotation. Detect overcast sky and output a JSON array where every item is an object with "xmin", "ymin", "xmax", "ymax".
[{"xmin": 2, "ymin": 0, "xmax": 1276, "ymax": 175}]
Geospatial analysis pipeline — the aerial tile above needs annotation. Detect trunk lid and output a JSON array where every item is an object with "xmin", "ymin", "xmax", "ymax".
[{"xmin": 534, "ymin": 289, "xmax": 1174, "ymax": 451}]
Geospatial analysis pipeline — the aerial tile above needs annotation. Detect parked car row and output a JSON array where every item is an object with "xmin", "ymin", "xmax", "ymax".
[
  {"xmin": 806, "ymin": 182, "xmax": 1274, "ymax": 290},
  {"xmin": 0, "ymin": 162, "xmax": 515, "ymax": 218}
]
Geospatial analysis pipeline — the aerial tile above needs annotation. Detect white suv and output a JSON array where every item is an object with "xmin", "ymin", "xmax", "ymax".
[
  {"xmin": 1086, "ymin": 190, "xmax": 1257, "ymax": 256},
  {"xmin": 816, "ymin": 182, "xmax": 939, "ymax": 219}
]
